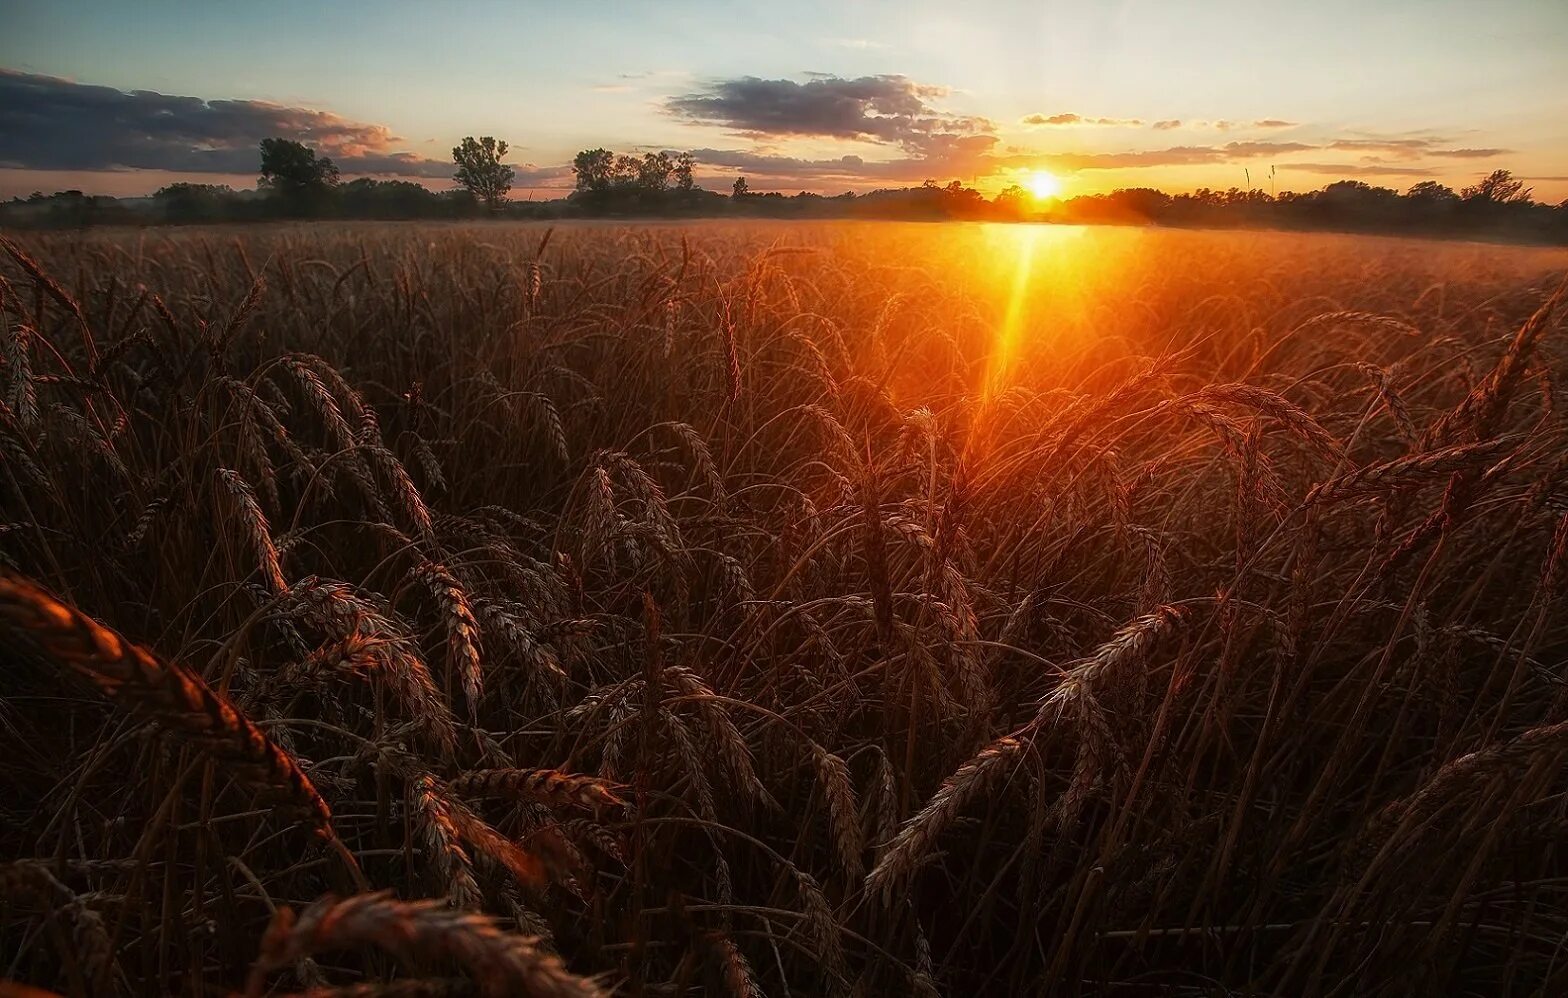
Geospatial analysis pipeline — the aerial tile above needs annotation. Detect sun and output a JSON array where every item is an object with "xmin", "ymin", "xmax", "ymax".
[{"xmin": 1027, "ymin": 170, "xmax": 1062, "ymax": 200}]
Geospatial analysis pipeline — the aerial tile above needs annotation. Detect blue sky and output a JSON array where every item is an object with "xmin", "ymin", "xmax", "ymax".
[{"xmin": 3, "ymin": 0, "xmax": 1565, "ymax": 199}]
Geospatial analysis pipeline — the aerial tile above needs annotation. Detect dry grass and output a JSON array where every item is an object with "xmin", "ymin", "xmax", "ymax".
[{"xmin": 1, "ymin": 220, "xmax": 1567, "ymax": 995}]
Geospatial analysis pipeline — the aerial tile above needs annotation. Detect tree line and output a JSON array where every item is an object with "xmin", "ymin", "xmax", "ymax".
[{"xmin": 2, "ymin": 133, "xmax": 1565, "ymax": 244}]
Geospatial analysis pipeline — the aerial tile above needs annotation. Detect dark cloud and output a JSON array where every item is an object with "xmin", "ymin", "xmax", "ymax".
[
  {"xmin": 691, "ymin": 148, "xmax": 879, "ymax": 179},
  {"xmin": 1253, "ymin": 119, "xmax": 1297, "ymax": 128},
  {"xmin": 690, "ymin": 146, "xmax": 1006, "ymax": 186},
  {"xmin": 665, "ymin": 75, "xmax": 992, "ymax": 156},
  {"xmin": 1152, "ymin": 120, "xmax": 1182, "ymax": 130},
  {"xmin": 0, "ymin": 68, "xmax": 455, "ymax": 179},
  {"xmin": 1021, "ymin": 113, "xmax": 1143, "ymax": 127}
]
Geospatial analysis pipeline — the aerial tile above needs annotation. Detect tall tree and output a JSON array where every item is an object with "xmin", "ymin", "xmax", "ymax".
[
  {"xmin": 637, "ymin": 152, "xmax": 673, "ymax": 192},
  {"xmin": 613, "ymin": 155, "xmax": 642, "ymax": 189},
  {"xmin": 572, "ymin": 149, "xmax": 615, "ymax": 193},
  {"xmin": 259, "ymin": 138, "xmax": 339, "ymax": 215},
  {"xmin": 674, "ymin": 152, "xmax": 696, "ymax": 192},
  {"xmin": 731, "ymin": 177, "xmax": 749, "ymax": 199},
  {"xmin": 452, "ymin": 136, "xmax": 514, "ymax": 213}
]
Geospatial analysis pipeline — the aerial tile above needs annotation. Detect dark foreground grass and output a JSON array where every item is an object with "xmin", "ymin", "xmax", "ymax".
[{"xmin": 2, "ymin": 220, "xmax": 1567, "ymax": 996}]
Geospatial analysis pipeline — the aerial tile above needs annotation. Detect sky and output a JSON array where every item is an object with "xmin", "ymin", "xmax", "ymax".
[{"xmin": 2, "ymin": 0, "xmax": 1566, "ymax": 202}]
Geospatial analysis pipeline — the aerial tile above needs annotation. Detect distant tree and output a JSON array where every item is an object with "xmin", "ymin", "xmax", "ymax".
[
  {"xmin": 674, "ymin": 152, "xmax": 696, "ymax": 192},
  {"xmin": 259, "ymin": 139, "xmax": 339, "ymax": 191},
  {"xmin": 341, "ymin": 178, "xmax": 445, "ymax": 219},
  {"xmin": 994, "ymin": 184, "xmax": 1030, "ymax": 216},
  {"xmin": 1406, "ymin": 180, "xmax": 1459, "ymax": 204},
  {"xmin": 637, "ymin": 152, "xmax": 674, "ymax": 192},
  {"xmin": 612, "ymin": 155, "xmax": 643, "ymax": 189},
  {"xmin": 732, "ymin": 177, "xmax": 749, "ymax": 199},
  {"xmin": 572, "ymin": 149, "xmax": 616, "ymax": 193},
  {"xmin": 940, "ymin": 180, "xmax": 986, "ymax": 215},
  {"xmin": 259, "ymin": 138, "xmax": 339, "ymax": 215},
  {"xmin": 1461, "ymin": 169, "xmax": 1532, "ymax": 204},
  {"xmin": 154, "ymin": 183, "xmax": 236, "ymax": 223},
  {"xmin": 1106, "ymin": 187, "xmax": 1173, "ymax": 219},
  {"xmin": 452, "ymin": 136, "xmax": 514, "ymax": 213},
  {"xmin": 1319, "ymin": 180, "xmax": 1398, "ymax": 206}
]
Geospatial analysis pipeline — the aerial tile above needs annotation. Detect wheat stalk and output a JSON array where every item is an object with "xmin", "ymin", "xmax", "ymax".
[
  {"xmin": 0, "ymin": 571, "xmax": 348, "ymax": 858},
  {"xmin": 246, "ymin": 892, "xmax": 606, "ymax": 998}
]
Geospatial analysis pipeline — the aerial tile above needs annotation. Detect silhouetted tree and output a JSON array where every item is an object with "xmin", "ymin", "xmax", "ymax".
[
  {"xmin": 609, "ymin": 155, "xmax": 640, "ymax": 190},
  {"xmin": 572, "ymin": 149, "xmax": 615, "ymax": 194},
  {"xmin": 637, "ymin": 152, "xmax": 674, "ymax": 192},
  {"xmin": 452, "ymin": 136, "xmax": 514, "ymax": 213},
  {"xmin": 941, "ymin": 180, "xmax": 986, "ymax": 215},
  {"xmin": 1462, "ymin": 169, "xmax": 1531, "ymax": 204},
  {"xmin": 1101, "ymin": 187, "xmax": 1173, "ymax": 221},
  {"xmin": 259, "ymin": 138, "xmax": 339, "ymax": 216},
  {"xmin": 570, "ymin": 147, "xmax": 711, "ymax": 211},
  {"xmin": 732, "ymin": 177, "xmax": 749, "ymax": 199},
  {"xmin": 154, "ymin": 183, "xmax": 237, "ymax": 223},
  {"xmin": 674, "ymin": 152, "xmax": 696, "ymax": 192},
  {"xmin": 340, "ymin": 178, "xmax": 446, "ymax": 219},
  {"xmin": 1407, "ymin": 180, "xmax": 1459, "ymax": 204}
]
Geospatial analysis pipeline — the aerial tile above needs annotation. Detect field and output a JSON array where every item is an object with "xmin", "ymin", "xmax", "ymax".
[{"xmin": 2, "ymin": 219, "xmax": 1567, "ymax": 996}]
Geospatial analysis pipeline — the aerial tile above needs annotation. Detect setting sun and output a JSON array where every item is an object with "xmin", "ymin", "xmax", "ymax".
[{"xmin": 1027, "ymin": 170, "xmax": 1062, "ymax": 200}]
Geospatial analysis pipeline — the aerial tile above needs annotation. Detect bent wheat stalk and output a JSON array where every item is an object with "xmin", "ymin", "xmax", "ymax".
[
  {"xmin": 246, "ymin": 891, "xmax": 606, "ymax": 998},
  {"xmin": 0, "ymin": 570, "xmax": 363, "ymax": 885},
  {"xmin": 864, "ymin": 736, "xmax": 1022, "ymax": 904}
]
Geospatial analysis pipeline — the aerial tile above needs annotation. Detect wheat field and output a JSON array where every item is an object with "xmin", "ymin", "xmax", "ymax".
[{"xmin": 2, "ymin": 220, "xmax": 1567, "ymax": 996}]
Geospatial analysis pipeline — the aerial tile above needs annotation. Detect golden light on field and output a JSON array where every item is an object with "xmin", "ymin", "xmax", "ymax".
[
  {"xmin": 1027, "ymin": 170, "xmax": 1062, "ymax": 201},
  {"xmin": 980, "ymin": 225, "xmax": 1040, "ymax": 404},
  {"xmin": 974, "ymin": 223, "xmax": 1089, "ymax": 421}
]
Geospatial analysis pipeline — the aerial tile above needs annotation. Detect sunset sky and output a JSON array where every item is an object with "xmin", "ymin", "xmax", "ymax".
[{"xmin": 3, "ymin": 0, "xmax": 1565, "ymax": 202}]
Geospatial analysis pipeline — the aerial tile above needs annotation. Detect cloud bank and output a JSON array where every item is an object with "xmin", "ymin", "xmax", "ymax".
[
  {"xmin": 0, "ymin": 68, "xmax": 564, "ymax": 187},
  {"xmin": 666, "ymin": 75, "xmax": 992, "ymax": 156}
]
